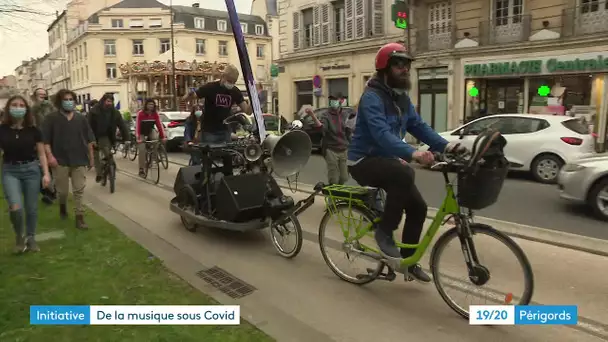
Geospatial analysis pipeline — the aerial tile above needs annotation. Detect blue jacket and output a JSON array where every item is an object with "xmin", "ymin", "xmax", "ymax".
[{"xmin": 348, "ymin": 77, "xmax": 448, "ymax": 162}]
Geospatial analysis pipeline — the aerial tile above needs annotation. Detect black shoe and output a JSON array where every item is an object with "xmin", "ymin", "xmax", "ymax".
[
  {"xmin": 374, "ymin": 229, "xmax": 401, "ymax": 258},
  {"xmin": 41, "ymin": 196, "xmax": 53, "ymax": 205},
  {"xmin": 95, "ymin": 176, "xmax": 102, "ymax": 183},
  {"xmin": 59, "ymin": 203, "xmax": 68, "ymax": 220},
  {"xmin": 138, "ymin": 169, "xmax": 146, "ymax": 177},
  {"xmin": 406, "ymin": 264, "xmax": 432, "ymax": 283}
]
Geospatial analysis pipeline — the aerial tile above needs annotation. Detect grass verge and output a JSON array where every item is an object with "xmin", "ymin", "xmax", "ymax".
[{"xmin": 0, "ymin": 185, "xmax": 272, "ymax": 342}]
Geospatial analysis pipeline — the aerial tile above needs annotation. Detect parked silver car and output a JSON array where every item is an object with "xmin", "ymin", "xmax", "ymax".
[{"xmin": 558, "ymin": 153, "xmax": 608, "ymax": 221}]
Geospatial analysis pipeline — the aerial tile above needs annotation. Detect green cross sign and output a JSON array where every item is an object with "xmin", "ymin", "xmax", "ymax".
[
  {"xmin": 538, "ymin": 85, "xmax": 551, "ymax": 97},
  {"xmin": 468, "ymin": 87, "xmax": 479, "ymax": 97}
]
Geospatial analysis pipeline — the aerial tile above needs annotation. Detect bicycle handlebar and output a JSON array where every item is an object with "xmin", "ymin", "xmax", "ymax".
[{"xmin": 429, "ymin": 151, "xmax": 469, "ymax": 171}]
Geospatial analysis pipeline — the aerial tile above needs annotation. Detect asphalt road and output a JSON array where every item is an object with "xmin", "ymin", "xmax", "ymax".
[{"xmin": 167, "ymin": 152, "xmax": 608, "ymax": 240}]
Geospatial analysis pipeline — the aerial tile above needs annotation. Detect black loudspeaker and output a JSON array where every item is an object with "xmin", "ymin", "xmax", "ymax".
[
  {"xmin": 174, "ymin": 166, "xmax": 204, "ymax": 195},
  {"xmin": 215, "ymin": 174, "xmax": 271, "ymax": 222}
]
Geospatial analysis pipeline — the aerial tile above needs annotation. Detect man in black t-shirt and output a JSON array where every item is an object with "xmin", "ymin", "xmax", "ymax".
[{"xmin": 183, "ymin": 64, "xmax": 250, "ymax": 144}]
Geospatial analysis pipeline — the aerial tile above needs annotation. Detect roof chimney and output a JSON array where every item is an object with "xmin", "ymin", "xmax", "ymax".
[{"xmin": 192, "ymin": 3, "xmax": 200, "ymax": 7}]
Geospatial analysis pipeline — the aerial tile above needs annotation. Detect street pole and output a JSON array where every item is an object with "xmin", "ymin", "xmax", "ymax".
[
  {"xmin": 170, "ymin": 0, "xmax": 177, "ymax": 110},
  {"xmin": 406, "ymin": 0, "xmax": 412, "ymax": 54}
]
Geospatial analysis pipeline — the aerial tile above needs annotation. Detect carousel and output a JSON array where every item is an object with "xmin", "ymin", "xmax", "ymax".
[{"xmin": 119, "ymin": 47, "xmax": 228, "ymax": 112}]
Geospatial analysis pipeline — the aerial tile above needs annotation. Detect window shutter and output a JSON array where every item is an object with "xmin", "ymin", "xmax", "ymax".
[
  {"xmin": 292, "ymin": 12, "xmax": 301, "ymax": 49},
  {"xmin": 371, "ymin": 0, "xmax": 384, "ymax": 36},
  {"xmin": 321, "ymin": 4, "xmax": 331, "ymax": 45},
  {"xmin": 313, "ymin": 6, "xmax": 321, "ymax": 46},
  {"xmin": 345, "ymin": 0, "xmax": 354, "ymax": 40},
  {"xmin": 354, "ymin": 0, "xmax": 365, "ymax": 39}
]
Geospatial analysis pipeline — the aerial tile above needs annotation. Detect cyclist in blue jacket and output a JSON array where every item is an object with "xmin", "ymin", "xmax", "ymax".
[{"xmin": 348, "ymin": 43, "xmax": 465, "ymax": 282}]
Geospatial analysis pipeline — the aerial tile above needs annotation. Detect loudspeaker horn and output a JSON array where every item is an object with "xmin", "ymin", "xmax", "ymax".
[
  {"xmin": 244, "ymin": 143, "xmax": 263, "ymax": 162},
  {"xmin": 263, "ymin": 130, "xmax": 312, "ymax": 177}
]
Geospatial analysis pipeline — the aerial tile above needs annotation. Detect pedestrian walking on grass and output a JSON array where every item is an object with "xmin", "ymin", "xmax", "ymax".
[
  {"xmin": 304, "ymin": 95, "xmax": 352, "ymax": 185},
  {"xmin": 31, "ymin": 88, "xmax": 57, "ymax": 205},
  {"xmin": 0, "ymin": 95, "xmax": 51, "ymax": 253},
  {"xmin": 42, "ymin": 89, "xmax": 95, "ymax": 230}
]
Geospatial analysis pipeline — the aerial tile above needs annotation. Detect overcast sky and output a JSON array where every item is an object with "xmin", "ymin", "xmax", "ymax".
[{"xmin": 0, "ymin": 0, "xmax": 253, "ymax": 76}]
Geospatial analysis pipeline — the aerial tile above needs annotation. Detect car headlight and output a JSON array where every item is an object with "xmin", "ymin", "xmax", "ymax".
[{"xmin": 561, "ymin": 164, "xmax": 586, "ymax": 172}]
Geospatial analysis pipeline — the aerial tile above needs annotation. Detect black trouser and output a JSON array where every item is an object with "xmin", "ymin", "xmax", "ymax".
[{"xmin": 348, "ymin": 157, "xmax": 428, "ymax": 258}]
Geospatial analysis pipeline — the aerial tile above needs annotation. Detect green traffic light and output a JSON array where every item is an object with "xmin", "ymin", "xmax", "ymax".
[
  {"xmin": 392, "ymin": 2, "xmax": 409, "ymax": 29},
  {"xmin": 468, "ymin": 87, "xmax": 479, "ymax": 97},
  {"xmin": 395, "ymin": 18, "xmax": 407, "ymax": 29},
  {"xmin": 538, "ymin": 85, "xmax": 551, "ymax": 97}
]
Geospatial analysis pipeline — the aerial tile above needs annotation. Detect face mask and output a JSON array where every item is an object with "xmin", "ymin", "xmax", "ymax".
[
  {"xmin": 329, "ymin": 100, "xmax": 340, "ymax": 109},
  {"xmin": 9, "ymin": 107, "xmax": 27, "ymax": 119},
  {"xmin": 223, "ymin": 82, "xmax": 235, "ymax": 89},
  {"xmin": 195, "ymin": 110, "xmax": 202, "ymax": 118},
  {"xmin": 62, "ymin": 100, "xmax": 75, "ymax": 111}
]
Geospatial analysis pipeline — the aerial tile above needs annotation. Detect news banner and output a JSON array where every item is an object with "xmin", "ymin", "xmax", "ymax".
[{"xmin": 29, "ymin": 305, "xmax": 577, "ymax": 325}]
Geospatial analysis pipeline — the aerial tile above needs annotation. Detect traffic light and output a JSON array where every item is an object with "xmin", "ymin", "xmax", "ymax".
[{"xmin": 391, "ymin": 0, "xmax": 409, "ymax": 29}]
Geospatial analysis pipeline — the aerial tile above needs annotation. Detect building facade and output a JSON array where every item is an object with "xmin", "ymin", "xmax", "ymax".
[
  {"xmin": 29, "ymin": 55, "xmax": 52, "ymax": 93},
  {"xmin": 66, "ymin": 0, "xmax": 272, "ymax": 111},
  {"xmin": 14, "ymin": 61, "xmax": 33, "ymax": 97},
  {"xmin": 47, "ymin": 11, "xmax": 71, "ymax": 94},
  {"xmin": 411, "ymin": 0, "xmax": 608, "ymax": 151},
  {"xmin": 276, "ymin": 0, "xmax": 405, "ymax": 121},
  {"xmin": 251, "ymin": 0, "xmax": 279, "ymax": 113}
]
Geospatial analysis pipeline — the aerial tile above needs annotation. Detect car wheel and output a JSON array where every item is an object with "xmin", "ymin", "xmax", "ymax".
[
  {"xmin": 531, "ymin": 154, "xmax": 563, "ymax": 184},
  {"xmin": 588, "ymin": 178, "xmax": 608, "ymax": 221}
]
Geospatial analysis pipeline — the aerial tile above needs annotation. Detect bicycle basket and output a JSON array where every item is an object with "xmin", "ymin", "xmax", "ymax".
[
  {"xmin": 457, "ymin": 127, "xmax": 509, "ymax": 210},
  {"xmin": 457, "ymin": 161, "xmax": 508, "ymax": 210}
]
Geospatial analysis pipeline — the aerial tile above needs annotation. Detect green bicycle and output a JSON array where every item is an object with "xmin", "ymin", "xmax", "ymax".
[{"xmin": 302, "ymin": 152, "xmax": 534, "ymax": 319}]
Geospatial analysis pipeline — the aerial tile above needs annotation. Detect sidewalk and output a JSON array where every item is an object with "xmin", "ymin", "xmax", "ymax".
[{"xmin": 86, "ymin": 158, "xmax": 608, "ymax": 341}]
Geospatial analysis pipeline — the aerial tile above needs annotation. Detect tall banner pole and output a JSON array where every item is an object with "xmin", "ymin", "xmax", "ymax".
[{"xmin": 224, "ymin": 0, "xmax": 267, "ymax": 141}]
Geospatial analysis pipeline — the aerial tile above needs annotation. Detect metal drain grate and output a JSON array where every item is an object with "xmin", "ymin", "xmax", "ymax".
[{"xmin": 196, "ymin": 266, "xmax": 256, "ymax": 299}]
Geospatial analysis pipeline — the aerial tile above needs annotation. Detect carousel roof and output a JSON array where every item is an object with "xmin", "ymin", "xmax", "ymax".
[{"xmin": 156, "ymin": 46, "xmax": 199, "ymax": 63}]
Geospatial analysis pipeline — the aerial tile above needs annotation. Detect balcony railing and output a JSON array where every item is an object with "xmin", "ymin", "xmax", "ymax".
[
  {"xmin": 562, "ymin": 5, "xmax": 608, "ymax": 37},
  {"xmin": 415, "ymin": 25, "xmax": 456, "ymax": 53},
  {"xmin": 479, "ymin": 14, "xmax": 531, "ymax": 45}
]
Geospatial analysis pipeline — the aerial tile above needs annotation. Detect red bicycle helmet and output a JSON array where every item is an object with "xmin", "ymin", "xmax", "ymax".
[{"xmin": 375, "ymin": 43, "xmax": 414, "ymax": 71}]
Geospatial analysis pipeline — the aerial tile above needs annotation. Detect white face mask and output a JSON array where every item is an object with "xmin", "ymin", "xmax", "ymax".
[
  {"xmin": 393, "ymin": 88, "xmax": 406, "ymax": 95},
  {"xmin": 223, "ymin": 82, "xmax": 235, "ymax": 90}
]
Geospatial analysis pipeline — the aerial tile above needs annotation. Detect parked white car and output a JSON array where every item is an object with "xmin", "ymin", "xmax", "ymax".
[
  {"xmin": 159, "ymin": 111, "xmax": 190, "ymax": 150},
  {"xmin": 416, "ymin": 114, "xmax": 595, "ymax": 183},
  {"xmin": 558, "ymin": 153, "xmax": 608, "ymax": 221}
]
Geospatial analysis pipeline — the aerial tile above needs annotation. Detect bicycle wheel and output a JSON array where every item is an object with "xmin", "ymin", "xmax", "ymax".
[
  {"xmin": 100, "ymin": 165, "xmax": 107, "ymax": 187},
  {"xmin": 146, "ymin": 151, "xmax": 160, "ymax": 184},
  {"xmin": 121, "ymin": 143, "xmax": 128, "ymax": 158},
  {"xmin": 430, "ymin": 223, "xmax": 534, "ymax": 320},
  {"xmin": 128, "ymin": 143, "xmax": 138, "ymax": 161},
  {"xmin": 109, "ymin": 161, "xmax": 116, "ymax": 194},
  {"xmin": 318, "ymin": 202, "xmax": 384, "ymax": 285},
  {"xmin": 158, "ymin": 144, "xmax": 169, "ymax": 170},
  {"xmin": 270, "ymin": 215, "xmax": 303, "ymax": 259}
]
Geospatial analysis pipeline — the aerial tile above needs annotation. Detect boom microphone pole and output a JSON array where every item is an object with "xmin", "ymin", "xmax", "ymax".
[{"xmin": 224, "ymin": 0, "xmax": 267, "ymax": 141}]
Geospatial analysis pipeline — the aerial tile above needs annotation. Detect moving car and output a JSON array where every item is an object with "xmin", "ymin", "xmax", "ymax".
[
  {"xmin": 159, "ymin": 111, "xmax": 190, "ymax": 150},
  {"xmin": 416, "ymin": 114, "xmax": 594, "ymax": 184},
  {"xmin": 558, "ymin": 153, "xmax": 608, "ymax": 221},
  {"xmin": 300, "ymin": 107, "xmax": 356, "ymax": 151}
]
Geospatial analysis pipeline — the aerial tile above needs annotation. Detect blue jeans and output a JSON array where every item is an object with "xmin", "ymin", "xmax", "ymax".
[
  {"xmin": 201, "ymin": 130, "xmax": 231, "ymax": 144},
  {"xmin": 2, "ymin": 161, "xmax": 41, "ymax": 237},
  {"xmin": 201, "ymin": 130, "xmax": 232, "ymax": 175}
]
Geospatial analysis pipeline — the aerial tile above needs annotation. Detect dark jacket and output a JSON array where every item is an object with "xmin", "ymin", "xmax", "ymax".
[
  {"xmin": 348, "ymin": 76, "xmax": 448, "ymax": 162},
  {"xmin": 88, "ymin": 103, "xmax": 129, "ymax": 145}
]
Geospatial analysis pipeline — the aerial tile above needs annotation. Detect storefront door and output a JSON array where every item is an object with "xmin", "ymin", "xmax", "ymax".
[
  {"xmin": 485, "ymin": 79, "xmax": 524, "ymax": 114},
  {"xmin": 418, "ymin": 80, "xmax": 449, "ymax": 132}
]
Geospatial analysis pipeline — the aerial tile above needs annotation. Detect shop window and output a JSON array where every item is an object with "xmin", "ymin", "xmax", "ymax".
[{"xmin": 528, "ymin": 75, "xmax": 592, "ymax": 113}]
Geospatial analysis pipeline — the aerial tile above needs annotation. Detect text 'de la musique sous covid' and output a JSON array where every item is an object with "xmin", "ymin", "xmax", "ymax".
[{"xmin": 30, "ymin": 305, "xmax": 240, "ymax": 325}]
